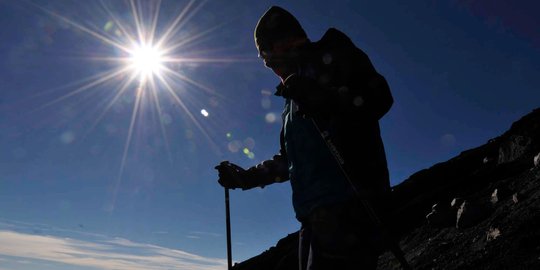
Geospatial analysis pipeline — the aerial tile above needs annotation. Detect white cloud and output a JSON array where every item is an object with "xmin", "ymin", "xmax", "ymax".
[{"xmin": 0, "ymin": 230, "xmax": 226, "ymax": 270}]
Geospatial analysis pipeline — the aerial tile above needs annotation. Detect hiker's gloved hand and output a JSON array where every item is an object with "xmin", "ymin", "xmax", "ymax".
[
  {"xmin": 280, "ymin": 74, "xmax": 328, "ymax": 117},
  {"xmin": 215, "ymin": 161, "xmax": 257, "ymax": 190}
]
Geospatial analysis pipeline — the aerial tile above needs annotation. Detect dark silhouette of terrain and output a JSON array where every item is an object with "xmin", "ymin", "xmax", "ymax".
[{"xmin": 233, "ymin": 108, "xmax": 540, "ymax": 270}]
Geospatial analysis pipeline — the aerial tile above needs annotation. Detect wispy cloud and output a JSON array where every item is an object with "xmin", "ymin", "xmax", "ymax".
[
  {"xmin": 186, "ymin": 230, "xmax": 222, "ymax": 240},
  {"xmin": 189, "ymin": 231, "xmax": 222, "ymax": 238},
  {"xmin": 0, "ymin": 230, "xmax": 226, "ymax": 270}
]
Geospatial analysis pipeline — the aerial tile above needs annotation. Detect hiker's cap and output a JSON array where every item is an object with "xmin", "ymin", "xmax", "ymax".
[{"xmin": 254, "ymin": 6, "xmax": 307, "ymax": 49}]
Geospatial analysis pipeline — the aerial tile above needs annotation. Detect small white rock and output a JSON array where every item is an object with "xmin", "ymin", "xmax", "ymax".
[
  {"xmin": 491, "ymin": 189, "xmax": 499, "ymax": 204},
  {"xmin": 451, "ymin": 198, "xmax": 464, "ymax": 208},
  {"xmin": 486, "ymin": 227, "xmax": 501, "ymax": 241},
  {"xmin": 456, "ymin": 201, "xmax": 466, "ymax": 228},
  {"xmin": 534, "ymin": 152, "xmax": 540, "ymax": 167}
]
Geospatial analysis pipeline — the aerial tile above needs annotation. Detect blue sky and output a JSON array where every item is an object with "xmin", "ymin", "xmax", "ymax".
[{"xmin": 0, "ymin": 0, "xmax": 539, "ymax": 269}]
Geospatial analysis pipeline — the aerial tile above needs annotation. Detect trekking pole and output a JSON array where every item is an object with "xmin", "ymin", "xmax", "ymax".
[
  {"xmin": 310, "ymin": 119, "xmax": 412, "ymax": 270},
  {"xmin": 225, "ymin": 188, "xmax": 233, "ymax": 270}
]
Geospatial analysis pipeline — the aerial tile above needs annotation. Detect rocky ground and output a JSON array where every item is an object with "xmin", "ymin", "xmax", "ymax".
[
  {"xmin": 378, "ymin": 160, "xmax": 540, "ymax": 269},
  {"xmin": 233, "ymin": 108, "xmax": 540, "ymax": 270}
]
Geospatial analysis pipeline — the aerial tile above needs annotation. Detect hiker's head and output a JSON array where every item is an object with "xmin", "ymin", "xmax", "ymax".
[{"xmin": 254, "ymin": 6, "xmax": 308, "ymax": 79}]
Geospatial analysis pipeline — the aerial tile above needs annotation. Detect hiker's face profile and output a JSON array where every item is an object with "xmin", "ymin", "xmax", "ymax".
[{"xmin": 258, "ymin": 39, "xmax": 298, "ymax": 78}]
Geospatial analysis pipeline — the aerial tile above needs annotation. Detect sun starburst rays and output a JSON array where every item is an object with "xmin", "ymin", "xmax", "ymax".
[{"xmin": 28, "ymin": 0, "xmax": 253, "ymax": 211}]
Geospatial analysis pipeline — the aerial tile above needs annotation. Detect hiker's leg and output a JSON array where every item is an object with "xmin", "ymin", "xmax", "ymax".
[{"xmin": 306, "ymin": 202, "xmax": 380, "ymax": 270}]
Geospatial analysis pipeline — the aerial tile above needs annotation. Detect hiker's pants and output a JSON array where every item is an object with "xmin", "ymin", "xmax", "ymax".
[{"xmin": 299, "ymin": 201, "xmax": 383, "ymax": 270}]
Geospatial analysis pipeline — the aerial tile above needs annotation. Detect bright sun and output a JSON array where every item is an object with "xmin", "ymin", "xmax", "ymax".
[
  {"xmin": 128, "ymin": 44, "xmax": 165, "ymax": 82},
  {"xmin": 36, "ymin": 0, "xmax": 249, "ymax": 208}
]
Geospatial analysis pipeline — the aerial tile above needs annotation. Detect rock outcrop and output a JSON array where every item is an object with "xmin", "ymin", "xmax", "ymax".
[{"xmin": 233, "ymin": 108, "xmax": 540, "ymax": 270}]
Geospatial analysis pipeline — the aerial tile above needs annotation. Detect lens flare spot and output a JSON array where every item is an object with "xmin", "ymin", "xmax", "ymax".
[
  {"xmin": 261, "ymin": 97, "xmax": 271, "ymax": 109},
  {"xmin": 226, "ymin": 132, "xmax": 232, "ymax": 139},
  {"xmin": 104, "ymin": 21, "xmax": 114, "ymax": 32},
  {"xmin": 338, "ymin": 86, "xmax": 349, "ymax": 95},
  {"xmin": 261, "ymin": 89, "xmax": 273, "ymax": 96},
  {"xmin": 265, "ymin": 112, "xmax": 277, "ymax": 123},
  {"xmin": 161, "ymin": 113, "xmax": 172, "ymax": 125},
  {"xmin": 241, "ymin": 146, "xmax": 255, "ymax": 159},
  {"xmin": 352, "ymin": 96, "xmax": 364, "ymax": 107},
  {"xmin": 105, "ymin": 124, "xmax": 118, "ymax": 135},
  {"xmin": 187, "ymin": 141, "xmax": 197, "ymax": 153},
  {"xmin": 201, "ymin": 109, "xmax": 209, "ymax": 117},
  {"xmin": 244, "ymin": 137, "xmax": 255, "ymax": 149},
  {"xmin": 60, "ymin": 131, "xmax": 75, "ymax": 144},
  {"xmin": 323, "ymin": 53, "xmax": 333, "ymax": 65},
  {"xmin": 228, "ymin": 140, "xmax": 242, "ymax": 153},
  {"xmin": 185, "ymin": 129, "xmax": 194, "ymax": 139},
  {"xmin": 209, "ymin": 97, "xmax": 219, "ymax": 107}
]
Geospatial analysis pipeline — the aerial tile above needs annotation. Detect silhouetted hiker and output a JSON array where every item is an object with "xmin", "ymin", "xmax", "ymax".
[{"xmin": 216, "ymin": 6, "xmax": 393, "ymax": 270}]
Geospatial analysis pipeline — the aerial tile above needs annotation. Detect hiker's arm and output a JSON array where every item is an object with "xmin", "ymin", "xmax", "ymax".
[
  {"xmin": 217, "ymin": 128, "xmax": 289, "ymax": 190},
  {"xmin": 216, "ymin": 152, "xmax": 288, "ymax": 190},
  {"xmin": 245, "ymin": 150, "xmax": 289, "ymax": 188},
  {"xmin": 244, "ymin": 125, "xmax": 290, "ymax": 188},
  {"xmin": 245, "ymin": 126, "xmax": 289, "ymax": 188}
]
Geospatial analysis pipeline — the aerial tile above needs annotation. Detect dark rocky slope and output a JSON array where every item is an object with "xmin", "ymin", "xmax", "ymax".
[{"xmin": 233, "ymin": 108, "xmax": 540, "ymax": 270}]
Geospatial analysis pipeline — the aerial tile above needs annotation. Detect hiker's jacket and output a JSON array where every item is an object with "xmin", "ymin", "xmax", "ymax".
[{"xmin": 247, "ymin": 28, "xmax": 393, "ymax": 220}]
